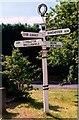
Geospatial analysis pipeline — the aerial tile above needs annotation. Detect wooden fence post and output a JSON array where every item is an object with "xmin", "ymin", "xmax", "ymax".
[{"xmin": 0, "ymin": 87, "xmax": 6, "ymax": 118}]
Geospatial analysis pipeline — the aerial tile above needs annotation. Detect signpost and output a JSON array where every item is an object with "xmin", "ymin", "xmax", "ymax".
[
  {"xmin": 14, "ymin": 39, "xmax": 43, "ymax": 47},
  {"xmin": 14, "ymin": 40, "xmax": 62, "ymax": 48},
  {"xmin": 21, "ymin": 28, "xmax": 70, "ymax": 38},
  {"xmin": 14, "ymin": 3, "xmax": 70, "ymax": 113},
  {"xmin": 21, "ymin": 31, "xmax": 43, "ymax": 38},
  {"xmin": 46, "ymin": 28, "xmax": 70, "ymax": 36},
  {"xmin": 44, "ymin": 41, "xmax": 63, "ymax": 48}
]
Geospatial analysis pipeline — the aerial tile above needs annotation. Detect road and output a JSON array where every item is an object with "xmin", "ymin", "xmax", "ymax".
[{"xmin": 31, "ymin": 84, "xmax": 78, "ymax": 89}]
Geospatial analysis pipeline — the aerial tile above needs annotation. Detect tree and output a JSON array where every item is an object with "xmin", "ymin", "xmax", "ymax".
[
  {"xmin": 46, "ymin": 2, "xmax": 78, "ymax": 83},
  {"xmin": 2, "ymin": 23, "xmax": 40, "ymax": 56},
  {"xmin": 1, "ymin": 48, "xmax": 40, "ymax": 98},
  {"xmin": 2, "ymin": 23, "xmax": 41, "ymax": 70}
]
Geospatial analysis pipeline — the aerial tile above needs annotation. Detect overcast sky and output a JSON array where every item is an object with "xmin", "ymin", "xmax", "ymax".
[{"xmin": 0, "ymin": 0, "xmax": 60, "ymax": 25}]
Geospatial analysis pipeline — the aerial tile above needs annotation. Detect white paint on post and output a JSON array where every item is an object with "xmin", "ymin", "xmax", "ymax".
[
  {"xmin": 41, "ymin": 33, "xmax": 49, "ymax": 112},
  {"xmin": 42, "ymin": 48, "xmax": 49, "ymax": 112}
]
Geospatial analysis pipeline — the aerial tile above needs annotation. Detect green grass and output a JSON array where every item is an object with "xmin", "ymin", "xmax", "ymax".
[{"xmin": 4, "ymin": 89, "xmax": 78, "ymax": 119}]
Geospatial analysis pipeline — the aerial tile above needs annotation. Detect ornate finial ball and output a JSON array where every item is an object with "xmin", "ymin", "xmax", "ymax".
[{"xmin": 37, "ymin": 3, "xmax": 48, "ymax": 16}]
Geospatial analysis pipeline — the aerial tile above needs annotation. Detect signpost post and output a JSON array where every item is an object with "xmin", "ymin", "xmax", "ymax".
[
  {"xmin": 40, "ymin": 27, "xmax": 49, "ymax": 113},
  {"xmin": 37, "ymin": 4, "xmax": 49, "ymax": 112},
  {"xmin": 14, "ymin": 3, "xmax": 70, "ymax": 113}
]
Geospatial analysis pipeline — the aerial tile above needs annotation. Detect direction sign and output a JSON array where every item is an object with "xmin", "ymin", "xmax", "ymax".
[
  {"xmin": 46, "ymin": 28, "xmax": 70, "ymax": 36},
  {"xmin": 14, "ymin": 41, "xmax": 23, "ymax": 47},
  {"xmin": 43, "ymin": 41, "xmax": 62, "ymax": 48},
  {"xmin": 21, "ymin": 31, "xmax": 43, "ymax": 38},
  {"xmin": 23, "ymin": 39, "xmax": 43, "ymax": 47},
  {"xmin": 14, "ymin": 39, "xmax": 43, "ymax": 47}
]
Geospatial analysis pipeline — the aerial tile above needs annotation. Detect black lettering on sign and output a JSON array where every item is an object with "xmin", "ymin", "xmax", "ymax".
[
  {"xmin": 51, "ymin": 41, "xmax": 56, "ymax": 44},
  {"xmin": 23, "ymin": 33, "xmax": 28, "ymax": 36},
  {"xmin": 31, "ymin": 43, "xmax": 37, "ymax": 45},
  {"xmin": 53, "ymin": 31, "xmax": 56, "ymax": 34},
  {"xmin": 55, "ymin": 45, "xmax": 61, "ymax": 48},
  {"xmin": 58, "ymin": 30, "xmax": 62, "ymax": 33},
  {"xmin": 23, "ymin": 44, "xmax": 28, "ymax": 46},
  {"xmin": 50, "ymin": 45, "xmax": 54, "ymax": 47},
  {"xmin": 64, "ymin": 30, "xmax": 69, "ymax": 33},
  {"xmin": 33, "ymin": 40, "xmax": 36, "ymax": 42},
  {"xmin": 54, "ymin": 30, "xmax": 62, "ymax": 34},
  {"xmin": 47, "ymin": 31, "xmax": 53, "ymax": 34},
  {"xmin": 29, "ymin": 34, "xmax": 38, "ymax": 36},
  {"xmin": 24, "ymin": 41, "xmax": 31, "ymax": 43},
  {"xmin": 16, "ymin": 42, "xmax": 20, "ymax": 44},
  {"xmin": 48, "ymin": 30, "xmax": 62, "ymax": 35}
]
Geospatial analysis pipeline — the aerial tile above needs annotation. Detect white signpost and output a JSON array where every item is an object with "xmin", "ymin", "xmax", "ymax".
[
  {"xmin": 14, "ymin": 39, "xmax": 43, "ymax": 47},
  {"xmin": 46, "ymin": 28, "xmax": 70, "ymax": 36},
  {"xmin": 21, "ymin": 31, "xmax": 43, "ymax": 38},
  {"xmin": 14, "ymin": 40, "xmax": 62, "ymax": 48},
  {"xmin": 21, "ymin": 28, "xmax": 70, "ymax": 38},
  {"xmin": 44, "ymin": 41, "xmax": 63, "ymax": 48},
  {"xmin": 14, "ymin": 3, "xmax": 70, "ymax": 113},
  {"xmin": 14, "ymin": 41, "xmax": 24, "ymax": 47}
]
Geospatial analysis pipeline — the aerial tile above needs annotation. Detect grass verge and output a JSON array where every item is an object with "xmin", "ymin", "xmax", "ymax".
[{"xmin": 3, "ymin": 89, "xmax": 78, "ymax": 119}]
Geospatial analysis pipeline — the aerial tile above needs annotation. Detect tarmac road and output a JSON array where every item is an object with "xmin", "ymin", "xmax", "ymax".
[{"xmin": 31, "ymin": 84, "xmax": 78, "ymax": 89}]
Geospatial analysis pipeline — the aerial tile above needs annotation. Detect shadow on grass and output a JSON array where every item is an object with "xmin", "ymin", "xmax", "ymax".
[
  {"xmin": 49, "ymin": 105, "xmax": 63, "ymax": 112},
  {"xmin": 6, "ymin": 97, "xmax": 64, "ymax": 119},
  {"xmin": 6, "ymin": 100, "xmax": 21, "ymax": 109},
  {"xmin": 45, "ymin": 112, "xmax": 61, "ymax": 120},
  {"xmin": 2, "ymin": 111, "xmax": 19, "ymax": 119},
  {"xmin": 28, "ymin": 97, "xmax": 64, "ymax": 112},
  {"xmin": 7, "ymin": 97, "xmax": 63, "ymax": 112},
  {"xmin": 26, "ymin": 97, "xmax": 43, "ymax": 109}
]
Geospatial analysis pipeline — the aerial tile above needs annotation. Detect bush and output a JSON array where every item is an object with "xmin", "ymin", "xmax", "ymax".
[{"xmin": 1, "ymin": 48, "xmax": 40, "ymax": 98}]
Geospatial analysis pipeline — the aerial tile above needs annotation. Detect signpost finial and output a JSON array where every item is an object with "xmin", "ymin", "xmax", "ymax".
[{"xmin": 37, "ymin": 3, "xmax": 47, "ymax": 17}]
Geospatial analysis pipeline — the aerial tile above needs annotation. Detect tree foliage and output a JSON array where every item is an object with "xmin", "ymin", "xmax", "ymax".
[
  {"xmin": 46, "ymin": 2, "xmax": 78, "ymax": 83},
  {"xmin": 1, "ymin": 49, "xmax": 40, "ymax": 97},
  {"xmin": 2, "ymin": 23, "xmax": 40, "ymax": 56},
  {"xmin": 1, "ymin": 2, "xmax": 78, "ymax": 84}
]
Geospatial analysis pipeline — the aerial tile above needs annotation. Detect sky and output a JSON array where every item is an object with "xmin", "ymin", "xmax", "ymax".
[{"xmin": 0, "ymin": 0, "xmax": 60, "ymax": 25}]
